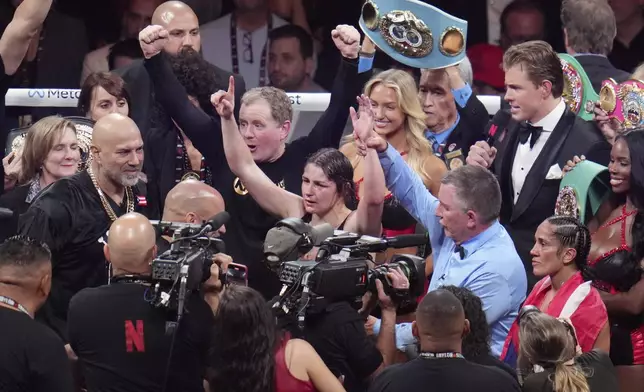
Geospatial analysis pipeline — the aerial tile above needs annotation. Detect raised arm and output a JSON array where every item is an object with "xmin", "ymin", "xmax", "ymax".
[
  {"xmin": 0, "ymin": 0, "xmax": 53, "ymax": 75},
  {"xmin": 211, "ymin": 76, "xmax": 304, "ymax": 219},
  {"xmin": 346, "ymin": 96, "xmax": 384, "ymax": 237},
  {"xmin": 290, "ymin": 25, "xmax": 370, "ymax": 155},
  {"xmin": 354, "ymin": 111, "xmax": 444, "ymax": 250},
  {"xmin": 139, "ymin": 25, "xmax": 233, "ymax": 168}
]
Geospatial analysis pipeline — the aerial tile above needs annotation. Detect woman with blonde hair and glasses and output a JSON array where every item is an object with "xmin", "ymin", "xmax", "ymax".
[
  {"xmin": 0, "ymin": 116, "xmax": 80, "ymax": 241},
  {"xmin": 518, "ymin": 309, "xmax": 618, "ymax": 392},
  {"xmin": 341, "ymin": 69, "xmax": 447, "ymax": 260}
]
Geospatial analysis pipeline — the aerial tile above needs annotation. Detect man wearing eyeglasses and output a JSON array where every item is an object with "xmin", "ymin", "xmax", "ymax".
[{"xmin": 200, "ymin": 0, "xmax": 288, "ymax": 89}]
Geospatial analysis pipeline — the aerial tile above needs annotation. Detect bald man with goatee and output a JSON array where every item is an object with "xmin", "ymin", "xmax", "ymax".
[
  {"xmin": 118, "ymin": 0, "xmax": 245, "ymax": 138},
  {"xmin": 67, "ymin": 212, "xmax": 215, "ymax": 391},
  {"xmin": 18, "ymin": 113, "xmax": 153, "ymax": 342}
]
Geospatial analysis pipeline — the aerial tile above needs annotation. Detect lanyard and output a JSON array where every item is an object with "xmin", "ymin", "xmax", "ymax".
[
  {"xmin": 110, "ymin": 275, "xmax": 152, "ymax": 286},
  {"xmin": 419, "ymin": 352, "xmax": 464, "ymax": 359},
  {"xmin": 0, "ymin": 295, "xmax": 30, "ymax": 316},
  {"xmin": 230, "ymin": 14, "xmax": 272, "ymax": 87}
]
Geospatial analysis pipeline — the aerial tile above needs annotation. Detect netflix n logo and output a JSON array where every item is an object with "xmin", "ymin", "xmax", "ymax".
[{"xmin": 125, "ymin": 320, "xmax": 145, "ymax": 352}]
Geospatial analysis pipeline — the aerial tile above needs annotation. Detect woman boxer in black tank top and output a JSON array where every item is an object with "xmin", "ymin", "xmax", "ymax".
[{"xmin": 217, "ymin": 92, "xmax": 385, "ymax": 239}]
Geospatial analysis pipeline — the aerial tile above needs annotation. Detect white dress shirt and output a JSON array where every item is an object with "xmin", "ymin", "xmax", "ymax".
[
  {"xmin": 200, "ymin": 13, "xmax": 287, "ymax": 89},
  {"xmin": 511, "ymin": 99, "xmax": 566, "ymax": 203}
]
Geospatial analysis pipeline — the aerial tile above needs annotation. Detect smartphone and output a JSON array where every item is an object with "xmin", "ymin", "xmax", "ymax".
[{"xmin": 223, "ymin": 263, "xmax": 248, "ymax": 286}]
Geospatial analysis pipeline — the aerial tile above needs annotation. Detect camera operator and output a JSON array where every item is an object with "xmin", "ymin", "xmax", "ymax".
[
  {"xmin": 157, "ymin": 179, "xmax": 226, "ymax": 253},
  {"xmin": 292, "ymin": 267, "xmax": 409, "ymax": 392},
  {"xmin": 66, "ymin": 212, "xmax": 218, "ymax": 391},
  {"xmin": 0, "ymin": 236, "xmax": 74, "ymax": 391}
]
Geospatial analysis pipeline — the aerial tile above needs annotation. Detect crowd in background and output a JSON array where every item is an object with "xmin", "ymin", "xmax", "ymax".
[{"xmin": 0, "ymin": 0, "xmax": 643, "ymax": 392}]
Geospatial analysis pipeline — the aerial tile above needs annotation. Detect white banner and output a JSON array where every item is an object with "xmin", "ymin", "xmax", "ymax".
[{"xmin": 3, "ymin": 88, "xmax": 502, "ymax": 114}]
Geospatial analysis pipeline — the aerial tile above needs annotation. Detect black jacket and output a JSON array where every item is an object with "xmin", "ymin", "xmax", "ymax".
[
  {"xmin": 437, "ymin": 95, "xmax": 488, "ymax": 168},
  {"xmin": 136, "ymin": 54, "xmax": 246, "ymax": 216},
  {"xmin": 575, "ymin": 54, "xmax": 631, "ymax": 93},
  {"xmin": 491, "ymin": 109, "xmax": 611, "ymax": 289},
  {"xmin": 0, "ymin": 183, "xmax": 29, "ymax": 242},
  {"xmin": 116, "ymin": 58, "xmax": 246, "ymax": 140}
]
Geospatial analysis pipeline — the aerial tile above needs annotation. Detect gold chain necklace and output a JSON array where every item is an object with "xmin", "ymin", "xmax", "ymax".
[{"xmin": 87, "ymin": 166, "xmax": 134, "ymax": 222}]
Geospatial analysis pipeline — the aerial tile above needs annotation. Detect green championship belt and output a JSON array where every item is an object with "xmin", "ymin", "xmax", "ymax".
[
  {"xmin": 558, "ymin": 54, "xmax": 599, "ymax": 121},
  {"xmin": 555, "ymin": 160, "xmax": 611, "ymax": 223}
]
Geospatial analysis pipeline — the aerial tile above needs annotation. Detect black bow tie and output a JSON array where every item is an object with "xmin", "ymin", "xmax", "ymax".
[
  {"xmin": 518, "ymin": 123, "xmax": 543, "ymax": 149},
  {"xmin": 454, "ymin": 244, "xmax": 465, "ymax": 260}
]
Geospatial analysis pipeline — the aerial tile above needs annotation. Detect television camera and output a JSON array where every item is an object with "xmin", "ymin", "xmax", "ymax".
[
  {"xmin": 264, "ymin": 218, "xmax": 428, "ymax": 329},
  {"xmin": 148, "ymin": 212, "xmax": 247, "ymax": 321}
]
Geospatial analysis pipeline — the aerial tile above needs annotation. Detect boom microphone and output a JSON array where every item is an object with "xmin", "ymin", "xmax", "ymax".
[
  {"xmin": 309, "ymin": 223, "xmax": 335, "ymax": 246},
  {"xmin": 263, "ymin": 219, "xmax": 335, "ymax": 270},
  {"xmin": 202, "ymin": 211, "xmax": 230, "ymax": 233},
  {"xmin": 354, "ymin": 233, "xmax": 429, "ymax": 252}
]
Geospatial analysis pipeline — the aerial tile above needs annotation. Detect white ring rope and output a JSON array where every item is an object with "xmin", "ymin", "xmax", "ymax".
[{"xmin": 4, "ymin": 88, "xmax": 502, "ymax": 114}]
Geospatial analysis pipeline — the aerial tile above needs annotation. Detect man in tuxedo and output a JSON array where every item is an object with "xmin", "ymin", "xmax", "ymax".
[
  {"xmin": 118, "ymin": 1, "xmax": 246, "ymax": 138},
  {"xmin": 466, "ymin": 41, "xmax": 610, "ymax": 290},
  {"xmin": 560, "ymin": 0, "xmax": 630, "ymax": 92}
]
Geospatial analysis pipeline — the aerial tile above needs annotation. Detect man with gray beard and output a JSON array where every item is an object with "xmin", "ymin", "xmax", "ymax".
[{"xmin": 18, "ymin": 113, "xmax": 153, "ymax": 341}]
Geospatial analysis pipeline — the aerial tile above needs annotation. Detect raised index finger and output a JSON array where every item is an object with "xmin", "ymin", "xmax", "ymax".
[{"xmin": 227, "ymin": 75, "xmax": 235, "ymax": 98}]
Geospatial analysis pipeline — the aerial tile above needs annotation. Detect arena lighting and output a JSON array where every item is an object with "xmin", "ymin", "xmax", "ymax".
[{"xmin": 4, "ymin": 88, "xmax": 503, "ymax": 115}]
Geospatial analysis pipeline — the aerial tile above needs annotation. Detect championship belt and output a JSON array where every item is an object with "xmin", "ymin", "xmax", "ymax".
[
  {"xmin": 359, "ymin": 0, "xmax": 467, "ymax": 70},
  {"xmin": 7, "ymin": 116, "xmax": 95, "ymax": 172},
  {"xmin": 555, "ymin": 160, "xmax": 610, "ymax": 223},
  {"xmin": 598, "ymin": 79, "xmax": 644, "ymax": 130},
  {"xmin": 558, "ymin": 54, "xmax": 598, "ymax": 121}
]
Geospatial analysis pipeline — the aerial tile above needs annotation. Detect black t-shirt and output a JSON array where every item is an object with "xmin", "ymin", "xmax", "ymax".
[
  {"xmin": 368, "ymin": 357, "xmax": 521, "ymax": 392},
  {"xmin": 17, "ymin": 171, "xmax": 152, "ymax": 340},
  {"xmin": 469, "ymin": 353, "xmax": 518, "ymax": 380},
  {"xmin": 67, "ymin": 282, "xmax": 213, "ymax": 392},
  {"xmin": 521, "ymin": 350, "xmax": 618, "ymax": 392},
  {"xmin": 141, "ymin": 55, "xmax": 365, "ymax": 299},
  {"xmin": 0, "ymin": 307, "xmax": 74, "ymax": 391},
  {"xmin": 300, "ymin": 302, "xmax": 382, "ymax": 392}
]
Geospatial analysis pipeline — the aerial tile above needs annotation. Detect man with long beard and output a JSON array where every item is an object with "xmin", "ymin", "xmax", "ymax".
[
  {"xmin": 118, "ymin": 1, "xmax": 246, "ymax": 138},
  {"xmin": 18, "ymin": 113, "xmax": 152, "ymax": 340}
]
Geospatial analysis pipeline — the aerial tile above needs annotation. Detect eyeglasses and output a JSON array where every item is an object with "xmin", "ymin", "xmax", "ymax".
[{"xmin": 243, "ymin": 32, "xmax": 253, "ymax": 64}]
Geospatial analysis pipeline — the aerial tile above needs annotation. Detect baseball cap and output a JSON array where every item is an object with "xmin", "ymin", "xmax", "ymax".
[{"xmin": 467, "ymin": 43, "xmax": 505, "ymax": 90}]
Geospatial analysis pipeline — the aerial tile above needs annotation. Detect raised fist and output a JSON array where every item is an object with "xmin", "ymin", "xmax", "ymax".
[
  {"xmin": 211, "ymin": 76, "xmax": 236, "ymax": 120},
  {"xmin": 332, "ymin": 24, "xmax": 361, "ymax": 59},
  {"xmin": 138, "ymin": 25, "xmax": 169, "ymax": 59}
]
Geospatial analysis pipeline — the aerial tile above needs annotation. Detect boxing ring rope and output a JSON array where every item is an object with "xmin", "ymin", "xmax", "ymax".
[{"xmin": 4, "ymin": 88, "xmax": 502, "ymax": 114}]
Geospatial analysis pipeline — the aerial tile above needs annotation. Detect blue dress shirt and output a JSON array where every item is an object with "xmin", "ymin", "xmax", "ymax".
[
  {"xmin": 425, "ymin": 84, "xmax": 472, "ymax": 153},
  {"xmin": 373, "ymin": 144, "xmax": 527, "ymax": 357}
]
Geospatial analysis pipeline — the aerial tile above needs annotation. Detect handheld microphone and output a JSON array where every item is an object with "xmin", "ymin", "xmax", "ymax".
[
  {"xmin": 485, "ymin": 109, "xmax": 512, "ymax": 146},
  {"xmin": 202, "ymin": 211, "xmax": 230, "ymax": 233}
]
